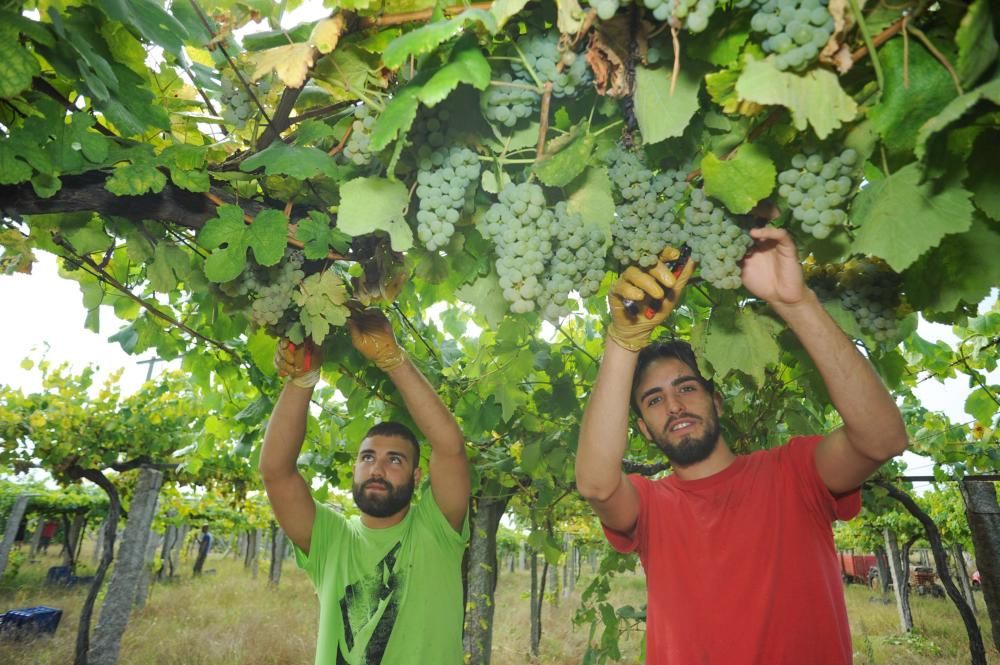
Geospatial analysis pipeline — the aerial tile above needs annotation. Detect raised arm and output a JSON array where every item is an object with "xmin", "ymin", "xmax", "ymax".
[
  {"xmin": 576, "ymin": 249, "xmax": 695, "ymax": 533},
  {"xmin": 740, "ymin": 227, "xmax": 908, "ymax": 494},
  {"xmin": 349, "ymin": 309, "xmax": 470, "ymax": 532},
  {"xmin": 259, "ymin": 341, "xmax": 320, "ymax": 555}
]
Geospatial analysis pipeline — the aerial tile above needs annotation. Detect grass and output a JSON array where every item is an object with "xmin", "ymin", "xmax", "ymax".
[{"xmin": 1, "ymin": 549, "xmax": 998, "ymax": 664}]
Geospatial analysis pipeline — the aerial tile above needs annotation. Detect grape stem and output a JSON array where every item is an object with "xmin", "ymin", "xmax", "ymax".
[
  {"xmin": 669, "ymin": 25, "xmax": 681, "ymax": 97},
  {"xmin": 846, "ymin": 0, "xmax": 884, "ymax": 98}
]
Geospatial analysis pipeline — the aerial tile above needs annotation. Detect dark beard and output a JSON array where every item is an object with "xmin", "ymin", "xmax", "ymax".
[
  {"xmin": 651, "ymin": 407, "xmax": 722, "ymax": 467},
  {"xmin": 352, "ymin": 477, "xmax": 415, "ymax": 518}
]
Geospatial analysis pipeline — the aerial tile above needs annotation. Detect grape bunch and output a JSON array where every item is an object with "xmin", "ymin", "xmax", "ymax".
[
  {"xmin": 218, "ymin": 251, "xmax": 306, "ymax": 338},
  {"xmin": 747, "ymin": 0, "xmax": 835, "ymax": 71},
  {"xmin": 537, "ymin": 202, "xmax": 607, "ymax": 320},
  {"xmin": 219, "ymin": 74, "xmax": 270, "ymax": 129},
  {"xmin": 776, "ymin": 148, "xmax": 858, "ymax": 239},
  {"xmin": 481, "ymin": 182, "xmax": 607, "ymax": 318},
  {"xmin": 586, "ymin": 0, "xmax": 629, "ymax": 20},
  {"xmin": 640, "ymin": 0, "xmax": 718, "ymax": 32},
  {"xmin": 511, "ymin": 34, "xmax": 591, "ymax": 98},
  {"xmin": 681, "ymin": 189, "xmax": 753, "ymax": 289},
  {"xmin": 838, "ymin": 258, "xmax": 903, "ymax": 342},
  {"xmin": 605, "ymin": 145, "xmax": 689, "ymax": 268},
  {"xmin": 409, "ymin": 107, "xmax": 452, "ymax": 150},
  {"xmin": 342, "ymin": 105, "xmax": 376, "ymax": 166},
  {"xmin": 481, "ymin": 73, "xmax": 540, "ymax": 128},
  {"xmin": 481, "ymin": 182, "xmax": 554, "ymax": 314},
  {"xmin": 414, "ymin": 145, "xmax": 481, "ymax": 251}
]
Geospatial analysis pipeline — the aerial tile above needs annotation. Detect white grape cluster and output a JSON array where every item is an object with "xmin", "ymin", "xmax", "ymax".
[
  {"xmin": 605, "ymin": 145, "xmax": 688, "ymax": 268},
  {"xmin": 586, "ymin": 0, "xmax": 628, "ymax": 20},
  {"xmin": 681, "ymin": 189, "xmax": 753, "ymax": 289},
  {"xmin": 838, "ymin": 259, "xmax": 902, "ymax": 342},
  {"xmin": 641, "ymin": 0, "xmax": 718, "ymax": 32},
  {"xmin": 218, "ymin": 252, "xmax": 306, "ymax": 338},
  {"xmin": 776, "ymin": 148, "xmax": 857, "ymax": 239},
  {"xmin": 220, "ymin": 74, "xmax": 269, "ymax": 129},
  {"xmin": 538, "ymin": 203, "xmax": 607, "ymax": 320},
  {"xmin": 481, "ymin": 182, "xmax": 606, "ymax": 318},
  {"xmin": 511, "ymin": 34, "xmax": 591, "ymax": 98},
  {"xmin": 744, "ymin": 0, "xmax": 835, "ymax": 70},
  {"xmin": 409, "ymin": 107, "xmax": 451, "ymax": 150},
  {"xmin": 414, "ymin": 145, "xmax": 481, "ymax": 251},
  {"xmin": 342, "ymin": 105, "xmax": 376, "ymax": 166},
  {"xmin": 482, "ymin": 74, "xmax": 540, "ymax": 127}
]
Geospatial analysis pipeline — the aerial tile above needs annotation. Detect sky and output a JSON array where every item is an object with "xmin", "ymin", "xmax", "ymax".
[{"xmin": 1, "ymin": 252, "xmax": 994, "ymax": 486}]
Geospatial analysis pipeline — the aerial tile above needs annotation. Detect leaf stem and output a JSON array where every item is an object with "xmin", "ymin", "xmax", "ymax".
[{"xmin": 846, "ymin": 0, "xmax": 884, "ymax": 98}]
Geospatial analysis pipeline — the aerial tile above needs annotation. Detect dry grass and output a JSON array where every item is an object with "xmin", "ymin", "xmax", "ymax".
[{"xmin": 1, "ymin": 550, "xmax": 998, "ymax": 664}]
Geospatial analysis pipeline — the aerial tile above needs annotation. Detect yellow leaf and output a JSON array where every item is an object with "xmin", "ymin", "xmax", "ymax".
[
  {"xmin": 309, "ymin": 14, "xmax": 346, "ymax": 55},
  {"xmin": 184, "ymin": 46, "xmax": 215, "ymax": 68},
  {"xmin": 251, "ymin": 43, "xmax": 315, "ymax": 88}
]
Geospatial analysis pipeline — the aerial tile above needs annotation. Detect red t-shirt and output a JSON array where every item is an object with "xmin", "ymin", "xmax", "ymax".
[{"xmin": 604, "ymin": 436, "xmax": 860, "ymax": 665}]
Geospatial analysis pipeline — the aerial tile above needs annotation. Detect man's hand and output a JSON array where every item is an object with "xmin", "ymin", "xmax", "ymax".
[
  {"xmin": 739, "ymin": 227, "xmax": 807, "ymax": 307},
  {"xmin": 607, "ymin": 246, "xmax": 696, "ymax": 352},
  {"xmin": 349, "ymin": 308, "xmax": 406, "ymax": 371},
  {"xmin": 275, "ymin": 339, "xmax": 322, "ymax": 388}
]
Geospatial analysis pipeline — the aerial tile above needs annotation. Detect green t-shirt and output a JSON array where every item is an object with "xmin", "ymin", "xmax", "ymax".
[{"xmin": 295, "ymin": 490, "xmax": 469, "ymax": 665}]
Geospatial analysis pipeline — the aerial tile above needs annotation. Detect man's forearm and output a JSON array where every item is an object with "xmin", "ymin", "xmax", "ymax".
[
  {"xmin": 259, "ymin": 382, "xmax": 313, "ymax": 480},
  {"xmin": 772, "ymin": 289, "xmax": 907, "ymax": 459},
  {"xmin": 385, "ymin": 359, "xmax": 465, "ymax": 455},
  {"xmin": 576, "ymin": 340, "xmax": 638, "ymax": 501}
]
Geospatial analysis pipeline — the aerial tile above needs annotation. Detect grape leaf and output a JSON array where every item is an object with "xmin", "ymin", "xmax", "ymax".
[
  {"xmin": 455, "ymin": 274, "xmax": 507, "ymax": 329},
  {"xmin": 868, "ymin": 40, "xmax": 954, "ymax": 156},
  {"xmin": 851, "ymin": 163, "xmax": 974, "ymax": 272},
  {"xmin": 369, "ymin": 86, "xmax": 421, "ymax": 152},
  {"xmin": 251, "ymin": 42, "xmax": 315, "ymax": 88},
  {"xmin": 735, "ymin": 58, "xmax": 857, "ymax": 139},
  {"xmin": 703, "ymin": 306, "xmax": 783, "ymax": 386},
  {"xmin": 199, "ymin": 205, "xmax": 249, "ymax": 283},
  {"xmin": 701, "ymin": 143, "xmax": 776, "ymax": 214},
  {"xmin": 246, "ymin": 209, "xmax": 288, "ymax": 267},
  {"xmin": 296, "ymin": 211, "xmax": 348, "ymax": 260},
  {"xmin": 534, "ymin": 130, "xmax": 594, "ymax": 187},
  {"xmin": 915, "ymin": 78, "xmax": 1000, "ymax": 160},
  {"xmin": 0, "ymin": 143, "xmax": 32, "ymax": 184},
  {"xmin": 903, "ymin": 215, "xmax": 1000, "ymax": 314},
  {"xmin": 0, "ymin": 35, "xmax": 40, "ymax": 99},
  {"xmin": 967, "ymin": 131, "xmax": 1000, "ymax": 221},
  {"xmin": 491, "ymin": 0, "xmax": 531, "ymax": 29},
  {"xmin": 965, "ymin": 386, "xmax": 1000, "ymax": 425},
  {"xmin": 955, "ymin": 0, "xmax": 998, "ymax": 87},
  {"xmin": 308, "ymin": 15, "xmax": 346, "ymax": 54},
  {"xmin": 239, "ymin": 142, "xmax": 340, "ymax": 179},
  {"xmin": 95, "ymin": 0, "xmax": 190, "ymax": 59},
  {"xmin": 418, "ymin": 44, "xmax": 491, "ymax": 106},
  {"xmin": 382, "ymin": 10, "xmax": 497, "ymax": 70},
  {"xmin": 556, "ymin": 0, "xmax": 585, "ymax": 34},
  {"xmin": 293, "ymin": 271, "xmax": 349, "ymax": 344},
  {"xmin": 634, "ymin": 65, "xmax": 701, "ymax": 144},
  {"xmin": 566, "ymin": 167, "xmax": 614, "ymax": 245},
  {"xmin": 105, "ymin": 162, "xmax": 166, "ymax": 196},
  {"xmin": 337, "ymin": 177, "xmax": 413, "ymax": 252},
  {"xmin": 247, "ymin": 329, "xmax": 277, "ymax": 377}
]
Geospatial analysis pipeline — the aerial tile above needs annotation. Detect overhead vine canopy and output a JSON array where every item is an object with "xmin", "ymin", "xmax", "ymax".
[{"xmin": 0, "ymin": 0, "xmax": 998, "ymax": 390}]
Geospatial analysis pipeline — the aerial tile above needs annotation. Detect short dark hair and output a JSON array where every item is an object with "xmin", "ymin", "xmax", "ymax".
[
  {"xmin": 631, "ymin": 340, "xmax": 715, "ymax": 414},
  {"xmin": 363, "ymin": 421, "xmax": 420, "ymax": 461}
]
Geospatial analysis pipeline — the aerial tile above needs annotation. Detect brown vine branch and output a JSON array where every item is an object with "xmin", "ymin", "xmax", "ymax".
[
  {"xmin": 536, "ymin": 81, "xmax": 554, "ymax": 158},
  {"xmin": 850, "ymin": 2, "xmax": 930, "ymax": 63},
  {"xmin": 364, "ymin": 3, "xmax": 493, "ymax": 28},
  {"xmin": 52, "ymin": 235, "xmax": 240, "ymax": 361}
]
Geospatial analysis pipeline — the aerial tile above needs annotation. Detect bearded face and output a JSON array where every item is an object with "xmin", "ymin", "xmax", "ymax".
[
  {"xmin": 352, "ymin": 475, "xmax": 416, "ymax": 518},
  {"xmin": 647, "ymin": 400, "xmax": 723, "ymax": 467}
]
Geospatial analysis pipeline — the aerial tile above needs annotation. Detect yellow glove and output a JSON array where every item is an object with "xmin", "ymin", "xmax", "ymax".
[
  {"xmin": 275, "ymin": 339, "xmax": 323, "ymax": 388},
  {"xmin": 348, "ymin": 308, "xmax": 407, "ymax": 372},
  {"xmin": 607, "ymin": 246, "xmax": 696, "ymax": 352}
]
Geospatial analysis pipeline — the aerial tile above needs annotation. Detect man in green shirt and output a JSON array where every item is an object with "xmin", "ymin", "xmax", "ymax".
[{"xmin": 260, "ymin": 308, "xmax": 470, "ymax": 665}]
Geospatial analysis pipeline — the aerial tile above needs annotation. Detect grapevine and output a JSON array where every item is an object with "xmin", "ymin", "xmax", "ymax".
[
  {"xmin": 217, "ymin": 251, "xmax": 306, "ymax": 339},
  {"xmin": 219, "ymin": 74, "xmax": 270, "ymax": 129},
  {"xmin": 342, "ymin": 105, "xmax": 377, "ymax": 166},
  {"xmin": 744, "ymin": 0, "xmax": 835, "ymax": 71},
  {"xmin": 414, "ymin": 145, "xmax": 481, "ymax": 251},
  {"xmin": 805, "ymin": 258, "xmax": 906, "ymax": 342}
]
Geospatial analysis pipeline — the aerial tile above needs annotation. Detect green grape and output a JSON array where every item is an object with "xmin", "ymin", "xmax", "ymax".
[
  {"xmin": 681, "ymin": 189, "xmax": 753, "ymax": 289},
  {"xmin": 777, "ymin": 148, "xmax": 857, "ymax": 239}
]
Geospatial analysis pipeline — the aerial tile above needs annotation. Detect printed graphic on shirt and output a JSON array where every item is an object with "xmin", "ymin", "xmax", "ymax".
[{"xmin": 337, "ymin": 541, "xmax": 405, "ymax": 665}]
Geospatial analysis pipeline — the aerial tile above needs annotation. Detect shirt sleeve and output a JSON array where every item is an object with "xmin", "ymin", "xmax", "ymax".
[
  {"xmin": 416, "ymin": 488, "xmax": 469, "ymax": 551},
  {"xmin": 293, "ymin": 500, "xmax": 348, "ymax": 586},
  {"xmin": 786, "ymin": 435, "xmax": 861, "ymax": 523},
  {"xmin": 601, "ymin": 474, "xmax": 649, "ymax": 554}
]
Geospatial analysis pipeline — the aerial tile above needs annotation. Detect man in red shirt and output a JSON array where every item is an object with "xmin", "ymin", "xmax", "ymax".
[{"xmin": 576, "ymin": 227, "xmax": 908, "ymax": 664}]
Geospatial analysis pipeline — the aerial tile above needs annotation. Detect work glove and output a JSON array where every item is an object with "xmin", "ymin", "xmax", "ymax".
[
  {"xmin": 348, "ymin": 308, "xmax": 407, "ymax": 372},
  {"xmin": 607, "ymin": 246, "xmax": 696, "ymax": 352},
  {"xmin": 275, "ymin": 339, "xmax": 322, "ymax": 389}
]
